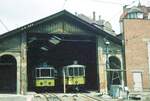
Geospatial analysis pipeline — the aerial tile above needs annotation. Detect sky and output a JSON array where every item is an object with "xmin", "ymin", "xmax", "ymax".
[{"xmin": 0, "ymin": 0, "xmax": 149, "ymax": 35}]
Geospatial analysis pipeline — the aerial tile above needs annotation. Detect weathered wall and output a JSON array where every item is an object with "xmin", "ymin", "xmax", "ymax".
[
  {"xmin": 0, "ymin": 34, "xmax": 21, "ymax": 52},
  {"xmin": 97, "ymin": 36, "xmax": 123, "ymax": 93},
  {"xmin": 0, "ymin": 34, "xmax": 22, "ymax": 94}
]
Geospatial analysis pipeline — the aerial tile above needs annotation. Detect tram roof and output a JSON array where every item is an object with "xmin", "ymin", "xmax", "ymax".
[
  {"xmin": 64, "ymin": 64, "xmax": 86, "ymax": 68},
  {"xmin": 36, "ymin": 67, "xmax": 55, "ymax": 69}
]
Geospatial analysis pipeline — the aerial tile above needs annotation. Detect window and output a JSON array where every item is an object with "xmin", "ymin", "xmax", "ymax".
[
  {"xmin": 41, "ymin": 69, "xmax": 50, "ymax": 77},
  {"xmin": 79, "ymin": 67, "xmax": 84, "ymax": 76},
  {"xmin": 36, "ymin": 69, "xmax": 40, "ymax": 77},
  {"xmin": 148, "ymin": 13, "xmax": 150, "ymax": 19},
  {"xmin": 74, "ymin": 68, "xmax": 78, "ymax": 76},
  {"xmin": 69, "ymin": 68, "xmax": 73, "ymax": 76},
  {"xmin": 127, "ymin": 12, "xmax": 143, "ymax": 19},
  {"xmin": 67, "ymin": 67, "xmax": 85, "ymax": 76},
  {"xmin": 51, "ymin": 69, "xmax": 54, "ymax": 77}
]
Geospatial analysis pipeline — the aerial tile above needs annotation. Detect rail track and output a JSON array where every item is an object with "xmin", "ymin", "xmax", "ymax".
[
  {"xmin": 34, "ymin": 93, "xmax": 63, "ymax": 101},
  {"xmin": 34, "ymin": 93, "xmax": 105, "ymax": 101},
  {"xmin": 79, "ymin": 93, "xmax": 103, "ymax": 101}
]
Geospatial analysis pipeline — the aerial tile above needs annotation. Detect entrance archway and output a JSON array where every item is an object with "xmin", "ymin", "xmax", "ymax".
[
  {"xmin": 108, "ymin": 56, "xmax": 121, "ymax": 85},
  {"xmin": 0, "ymin": 55, "xmax": 17, "ymax": 93}
]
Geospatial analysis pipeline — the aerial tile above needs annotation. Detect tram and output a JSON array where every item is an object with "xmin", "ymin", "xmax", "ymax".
[
  {"xmin": 35, "ymin": 63, "xmax": 57, "ymax": 92},
  {"xmin": 63, "ymin": 61, "xmax": 86, "ymax": 92}
]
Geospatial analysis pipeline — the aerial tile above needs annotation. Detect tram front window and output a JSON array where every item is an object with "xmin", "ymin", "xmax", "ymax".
[
  {"xmin": 41, "ymin": 69, "xmax": 50, "ymax": 77},
  {"xmin": 79, "ymin": 67, "xmax": 84, "ymax": 76},
  {"xmin": 51, "ymin": 69, "xmax": 55, "ymax": 77},
  {"xmin": 74, "ymin": 68, "xmax": 78, "ymax": 76},
  {"xmin": 36, "ymin": 69, "xmax": 40, "ymax": 77},
  {"xmin": 69, "ymin": 68, "xmax": 73, "ymax": 76}
]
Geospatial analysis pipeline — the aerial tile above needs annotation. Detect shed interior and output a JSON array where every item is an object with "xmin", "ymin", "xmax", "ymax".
[{"xmin": 27, "ymin": 33, "xmax": 98, "ymax": 93}]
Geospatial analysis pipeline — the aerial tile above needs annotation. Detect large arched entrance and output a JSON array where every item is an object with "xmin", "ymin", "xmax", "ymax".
[
  {"xmin": 0, "ymin": 55, "xmax": 17, "ymax": 93},
  {"xmin": 107, "ymin": 56, "xmax": 121, "ymax": 93},
  {"xmin": 109, "ymin": 56, "xmax": 121, "ymax": 85}
]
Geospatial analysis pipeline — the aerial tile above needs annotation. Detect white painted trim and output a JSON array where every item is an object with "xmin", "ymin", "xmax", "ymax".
[
  {"xmin": 147, "ymin": 41, "xmax": 150, "ymax": 89},
  {"xmin": 131, "ymin": 69, "xmax": 144, "ymax": 73}
]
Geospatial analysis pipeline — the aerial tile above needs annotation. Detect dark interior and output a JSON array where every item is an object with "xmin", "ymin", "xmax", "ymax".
[
  {"xmin": 27, "ymin": 33, "xmax": 98, "ymax": 92},
  {"xmin": 107, "ymin": 56, "xmax": 121, "ymax": 91},
  {"xmin": 0, "ymin": 55, "xmax": 17, "ymax": 93}
]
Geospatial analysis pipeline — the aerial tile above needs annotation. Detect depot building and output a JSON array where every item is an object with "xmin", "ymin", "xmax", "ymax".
[{"xmin": 0, "ymin": 10, "xmax": 124, "ymax": 94}]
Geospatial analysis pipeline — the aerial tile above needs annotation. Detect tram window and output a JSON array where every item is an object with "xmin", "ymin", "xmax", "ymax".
[
  {"xmin": 74, "ymin": 68, "xmax": 78, "ymax": 76},
  {"xmin": 51, "ymin": 69, "xmax": 54, "ymax": 77},
  {"xmin": 36, "ymin": 69, "xmax": 40, "ymax": 77},
  {"xmin": 69, "ymin": 68, "xmax": 73, "ymax": 76},
  {"xmin": 79, "ymin": 67, "xmax": 84, "ymax": 76},
  {"xmin": 64, "ymin": 68, "xmax": 68, "ymax": 76},
  {"xmin": 41, "ymin": 69, "xmax": 50, "ymax": 77}
]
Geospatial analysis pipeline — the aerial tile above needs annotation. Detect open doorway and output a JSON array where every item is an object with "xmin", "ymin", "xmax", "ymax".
[
  {"xmin": 0, "ymin": 55, "xmax": 17, "ymax": 93},
  {"xmin": 27, "ymin": 33, "xmax": 98, "ymax": 93},
  {"xmin": 107, "ymin": 56, "xmax": 121, "ymax": 93}
]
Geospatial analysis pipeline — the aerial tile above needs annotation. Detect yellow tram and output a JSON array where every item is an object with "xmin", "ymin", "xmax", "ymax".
[
  {"xmin": 63, "ymin": 61, "xmax": 86, "ymax": 91},
  {"xmin": 35, "ymin": 63, "xmax": 57, "ymax": 87}
]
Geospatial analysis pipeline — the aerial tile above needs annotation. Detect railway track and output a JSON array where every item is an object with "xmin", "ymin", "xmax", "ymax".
[
  {"xmin": 34, "ymin": 93, "xmax": 63, "ymax": 101},
  {"xmin": 79, "ymin": 93, "xmax": 104, "ymax": 101},
  {"xmin": 34, "ymin": 93, "xmax": 105, "ymax": 101},
  {"xmin": 45, "ymin": 93, "xmax": 63, "ymax": 101}
]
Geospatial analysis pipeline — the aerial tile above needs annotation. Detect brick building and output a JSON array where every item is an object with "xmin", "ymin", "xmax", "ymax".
[{"xmin": 120, "ymin": 4, "xmax": 150, "ymax": 92}]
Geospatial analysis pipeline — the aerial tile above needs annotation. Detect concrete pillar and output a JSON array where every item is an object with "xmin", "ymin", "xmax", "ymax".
[
  {"xmin": 20, "ymin": 33, "xmax": 27, "ymax": 94},
  {"xmin": 16, "ymin": 53, "xmax": 21, "ymax": 94},
  {"xmin": 98, "ymin": 46, "xmax": 108, "ymax": 93}
]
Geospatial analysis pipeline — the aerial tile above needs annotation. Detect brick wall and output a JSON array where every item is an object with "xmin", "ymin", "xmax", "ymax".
[{"xmin": 124, "ymin": 19, "xmax": 150, "ymax": 91}]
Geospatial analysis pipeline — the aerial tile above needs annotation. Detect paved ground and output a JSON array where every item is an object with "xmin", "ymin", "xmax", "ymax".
[{"xmin": 0, "ymin": 92, "xmax": 150, "ymax": 101}]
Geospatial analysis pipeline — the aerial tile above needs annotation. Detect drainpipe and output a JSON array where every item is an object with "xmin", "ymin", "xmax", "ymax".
[{"xmin": 105, "ymin": 40, "xmax": 110, "ymax": 94}]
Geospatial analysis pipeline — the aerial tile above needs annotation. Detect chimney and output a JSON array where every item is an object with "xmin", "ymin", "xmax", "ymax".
[
  {"xmin": 99, "ymin": 15, "xmax": 101, "ymax": 20},
  {"xmin": 123, "ymin": 5, "xmax": 128, "ymax": 12},
  {"xmin": 93, "ymin": 11, "xmax": 96, "ymax": 21}
]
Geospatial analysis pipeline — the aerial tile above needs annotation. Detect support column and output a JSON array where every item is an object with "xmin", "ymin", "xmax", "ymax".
[
  {"xmin": 16, "ymin": 54, "xmax": 21, "ymax": 94},
  {"xmin": 20, "ymin": 33, "xmax": 27, "ymax": 94},
  {"xmin": 98, "ymin": 46, "xmax": 108, "ymax": 93}
]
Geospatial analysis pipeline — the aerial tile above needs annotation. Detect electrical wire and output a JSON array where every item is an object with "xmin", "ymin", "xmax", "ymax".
[
  {"xmin": 62, "ymin": 0, "xmax": 68, "ymax": 10},
  {"xmin": 107, "ymin": 10, "xmax": 123, "ymax": 22},
  {"xmin": 90, "ymin": 0, "xmax": 125, "ymax": 5},
  {"xmin": 106, "ymin": 0, "xmax": 138, "ymax": 24},
  {"xmin": 0, "ymin": 19, "xmax": 9, "ymax": 31}
]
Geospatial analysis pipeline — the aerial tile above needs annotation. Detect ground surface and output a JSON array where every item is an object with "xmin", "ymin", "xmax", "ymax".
[{"xmin": 0, "ymin": 92, "xmax": 150, "ymax": 101}]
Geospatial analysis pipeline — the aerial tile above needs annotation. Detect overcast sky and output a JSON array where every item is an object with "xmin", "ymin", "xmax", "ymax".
[{"xmin": 0, "ymin": 0, "xmax": 149, "ymax": 35}]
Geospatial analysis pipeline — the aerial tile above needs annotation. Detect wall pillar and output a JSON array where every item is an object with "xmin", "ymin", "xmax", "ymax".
[
  {"xmin": 98, "ymin": 47, "xmax": 108, "ymax": 93},
  {"xmin": 20, "ymin": 33, "xmax": 27, "ymax": 94},
  {"xmin": 15, "ymin": 53, "xmax": 21, "ymax": 94}
]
